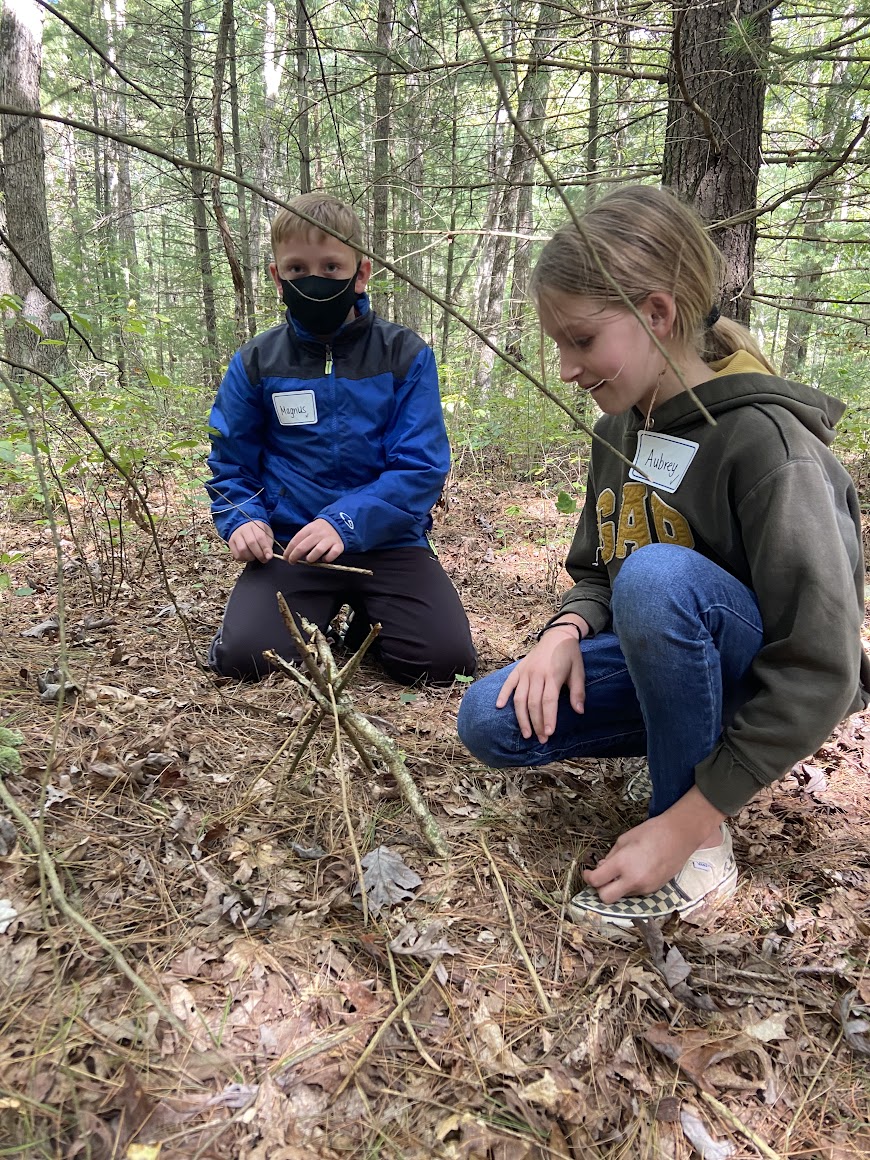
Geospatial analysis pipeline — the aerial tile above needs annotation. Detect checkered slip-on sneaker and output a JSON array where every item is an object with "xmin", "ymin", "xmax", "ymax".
[{"xmin": 568, "ymin": 824, "xmax": 738, "ymax": 930}]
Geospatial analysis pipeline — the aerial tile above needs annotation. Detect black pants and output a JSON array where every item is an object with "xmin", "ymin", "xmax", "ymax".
[{"xmin": 209, "ymin": 547, "xmax": 476, "ymax": 686}]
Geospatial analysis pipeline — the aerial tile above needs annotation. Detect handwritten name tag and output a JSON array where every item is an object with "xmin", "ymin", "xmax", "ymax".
[
  {"xmin": 272, "ymin": 390, "xmax": 318, "ymax": 426},
  {"xmin": 629, "ymin": 431, "xmax": 699, "ymax": 494}
]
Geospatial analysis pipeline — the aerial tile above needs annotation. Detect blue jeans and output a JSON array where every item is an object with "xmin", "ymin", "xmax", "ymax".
[{"xmin": 457, "ymin": 545, "xmax": 763, "ymax": 816}]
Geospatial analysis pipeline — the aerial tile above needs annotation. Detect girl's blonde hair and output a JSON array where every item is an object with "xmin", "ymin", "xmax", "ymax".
[
  {"xmin": 531, "ymin": 185, "xmax": 777, "ymax": 374},
  {"xmin": 271, "ymin": 191, "xmax": 364, "ymax": 260}
]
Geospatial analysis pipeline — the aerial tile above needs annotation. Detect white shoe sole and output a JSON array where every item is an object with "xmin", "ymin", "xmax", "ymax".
[{"xmin": 568, "ymin": 865, "xmax": 738, "ymax": 931}]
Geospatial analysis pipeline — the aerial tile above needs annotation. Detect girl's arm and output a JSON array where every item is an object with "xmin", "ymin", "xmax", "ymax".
[{"xmin": 556, "ymin": 485, "xmax": 613, "ymax": 636}]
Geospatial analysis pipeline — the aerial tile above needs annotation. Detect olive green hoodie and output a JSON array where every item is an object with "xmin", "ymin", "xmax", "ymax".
[{"xmin": 557, "ymin": 352, "xmax": 870, "ymax": 814}]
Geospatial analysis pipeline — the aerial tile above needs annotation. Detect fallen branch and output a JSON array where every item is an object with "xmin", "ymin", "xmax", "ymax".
[
  {"xmin": 0, "ymin": 778, "xmax": 193, "ymax": 1044},
  {"xmin": 264, "ymin": 594, "xmax": 449, "ymax": 858},
  {"xmin": 481, "ymin": 834, "xmax": 553, "ymax": 1016},
  {"xmin": 332, "ymin": 957, "xmax": 440, "ymax": 1098}
]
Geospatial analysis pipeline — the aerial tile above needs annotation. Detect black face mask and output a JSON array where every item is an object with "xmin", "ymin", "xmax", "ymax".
[{"xmin": 280, "ymin": 268, "xmax": 360, "ymax": 336}]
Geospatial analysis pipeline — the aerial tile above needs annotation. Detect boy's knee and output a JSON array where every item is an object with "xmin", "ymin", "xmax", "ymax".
[
  {"xmin": 380, "ymin": 639, "xmax": 477, "ymax": 688},
  {"xmin": 209, "ymin": 635, "xmax": 274, "ymax": 681}
]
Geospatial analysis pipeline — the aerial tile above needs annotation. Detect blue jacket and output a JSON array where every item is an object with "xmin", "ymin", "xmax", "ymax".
[{"xmin": 206, "ymin": 294, "xmax": 450, "ymax": 553}]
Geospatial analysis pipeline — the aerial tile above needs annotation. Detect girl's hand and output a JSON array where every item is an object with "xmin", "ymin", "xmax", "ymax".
[
  {"xmin": 228, "ymin": 520, "xmax": 274, "ymax": 563},
  {"xmin": 496, "ymin": 624, "xmax": 587, "ymax": 743},
  {"xmin": 583, "ymin": 788, "xmax": 726, "ymax": 901},
  {"xmin": 284, "ymin": 518, "xmax": 345, "ymax": 564}
]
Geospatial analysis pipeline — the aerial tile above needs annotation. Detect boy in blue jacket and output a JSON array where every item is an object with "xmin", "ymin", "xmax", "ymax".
[{"xmin": 206, "ymin": 191, "xmax": 476, "ymax": 685}]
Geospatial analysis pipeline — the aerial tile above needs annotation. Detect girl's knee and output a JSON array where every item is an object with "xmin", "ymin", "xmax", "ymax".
[
  {"xmin": 612, "ymin": 545, "xmax": 696, "ymax": 633},
  {"xmin": 456, "ymin": 673, "xmax": 513, "ymax": 766}
]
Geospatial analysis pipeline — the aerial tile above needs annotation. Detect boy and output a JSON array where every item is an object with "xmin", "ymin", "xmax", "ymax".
[{"xmin": 206, "ymin": 191, "xmax": 476, "ymax": 685}]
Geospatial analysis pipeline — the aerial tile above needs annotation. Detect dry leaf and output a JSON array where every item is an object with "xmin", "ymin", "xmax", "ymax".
[
  {"xmin": 353, "ymin": 846, "xmax": 422, "ymax": 913},
  {"xmin": 389, "ymin": 920, "xmax": 458, "ymax": 982},
  {"xmin": 0, "ymin": 817, "xmax": 17, "ymax": 856},
  {"xmin": 679, "ymin": 1107, "xmax": 735, "ymax": 1159},
  {"xmin": 834, "ymin": 989, "xmax": 870, "ymax": 1056},
  {"xmin": 744, "ymin": 1011, "xmax": 791, "ymax": 1042},
  {"xmin": 0, "ymin": 899, "xmax": 17, "ymax": 934},
  {"xmin": 642, "ymin": 1023, "xmax": 771, "ymax": 1095}
]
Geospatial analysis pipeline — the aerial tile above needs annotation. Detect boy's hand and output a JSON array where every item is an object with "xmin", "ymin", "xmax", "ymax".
[
  {"xmin": 228, "ymin": 520, "xmax": 274, "ymax": 563},
  {"xmin": 284, "ymin": 518, "xmax": 345, "ymax": 564},
  {"xmin": 583, "ymin": 788, "xmax": 726, "ymax": 902},
  {"xmin": 496, "ymin": 622, "xmax": 587, "ymax": 744}
]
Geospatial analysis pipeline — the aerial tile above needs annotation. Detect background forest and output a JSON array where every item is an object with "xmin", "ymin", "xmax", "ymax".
[
  {"xmin": 2, "ymin": 0, "xmax": 870, "ymax": 478},
  {"xmin": 2, "ymin": 3, "xmax": 870, "ymax": 1159}
]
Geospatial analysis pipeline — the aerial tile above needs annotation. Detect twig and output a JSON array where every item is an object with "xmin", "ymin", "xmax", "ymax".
[
  {"xmin": 553, "ymin": 854, "xmax": 579, "ymax": 985},
  {"xmin": 480, "ymin": 834, "xmax": 553, "ymax": 1017},
  {"xmin": 333, "ymin": 958, "xmax": 440, "ymax": 1098},
  {"xmin": 386, "ymin": 946, "xmax": 442, "ymax": 1072},
  {"xmin": 299, "ymin": 560, "xmax": 374, "ymax": 576},
  {"xmin": 267, "ymin": 597, "xmax": 449, "ymax": 858},
  {"xmin": 0, "ymin": 779, "xmax": 192, "ymax": 1043},
  {"xmin": 700, "ymin": 1092, "xmax": 784, "ymax": 1160},
  {"xmin": 328, "ymin": 681, "xmax": 368, "ymax": 925}
]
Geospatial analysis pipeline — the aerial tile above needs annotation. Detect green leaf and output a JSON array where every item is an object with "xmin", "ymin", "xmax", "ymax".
[
  {"xmin": 400, "ymin": 692, "xmax": 417, "ymax": 703},
  {"xmin": 555, "ymin": 491, "xmax": 578, "ymax": 515},
  {"xmin": 453, "ymin": 673, "xmax": 474, "ymax": 684},
  {"xmin": 14, "ymin": 586, "xmax": 35, "ymax": 597}
]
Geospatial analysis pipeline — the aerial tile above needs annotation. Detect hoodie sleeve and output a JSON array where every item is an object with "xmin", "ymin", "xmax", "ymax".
[
  {"xmin": 316, "ymin": 345, "xmax": 450, "ymax": 552},
  {"xmin": 694, "ymin": 455, "xmax": 864, "ymax": 813},
  {"xmin": 555, "ymin": 474, "xmax": 614, "ymax": 637},
  {"xmin": 205, "ymin": 351, "xmax": 270, "ymax": 542}
]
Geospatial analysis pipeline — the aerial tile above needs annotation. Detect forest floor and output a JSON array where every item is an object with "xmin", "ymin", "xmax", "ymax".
[{"xmin": 0, "ymin": 462, "xmax": 869, "ymax": 1160}]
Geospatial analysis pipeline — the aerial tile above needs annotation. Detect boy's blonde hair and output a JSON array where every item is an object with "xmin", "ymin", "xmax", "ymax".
[
  {"xmin": 271, "ymin": 191, "xmax": 364, "ymax": 260},
  {"xmin": 531, "ymin": 185, "xmax": 777, "ymax": 374}
]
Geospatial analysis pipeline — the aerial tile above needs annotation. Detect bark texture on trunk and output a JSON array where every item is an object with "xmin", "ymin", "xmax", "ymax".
[
  {"xmin": 662, "ymin": 0, "xmax": 772, "ymax": 323},
  {"xmin": 0, "ymin": 0, "xmax": 62, "ymax": 374}
]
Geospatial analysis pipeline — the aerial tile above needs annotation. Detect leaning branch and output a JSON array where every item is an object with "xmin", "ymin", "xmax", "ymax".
[{"xmin": 0, "ymin": 101, "xmax": 653, "ymax": 471}]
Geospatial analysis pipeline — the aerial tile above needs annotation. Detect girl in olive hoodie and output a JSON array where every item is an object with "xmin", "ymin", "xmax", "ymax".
[{"xmin": 458, "ymin": 185, "xmax": 869, "ymax": 927}]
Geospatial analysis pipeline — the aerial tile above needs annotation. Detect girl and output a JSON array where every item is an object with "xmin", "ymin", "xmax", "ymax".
[{"xmin": 457, "ymin": 185, "xmax": 869, "ymax": 927}]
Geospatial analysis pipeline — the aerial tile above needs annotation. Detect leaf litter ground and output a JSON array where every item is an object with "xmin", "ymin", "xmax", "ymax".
[{"xmin": 0, "ymin": 468, "xmax": 868, "ymax": 1159}]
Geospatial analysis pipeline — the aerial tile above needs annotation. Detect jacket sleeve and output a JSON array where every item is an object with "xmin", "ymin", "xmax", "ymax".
[
  {"xmin": 555, "ymin": 474, "xmax": 614, "ymax": 636},
  {"xmin": 694, "ymin": 456, "xmax": 864, "ymax": 813},
  {"xmin": 317, "ymin": 345, "xmax": 450, "ymax": 552},
  {"xmin": 205, "ymin": 351, "xmax": 270, "ymax": 542}
]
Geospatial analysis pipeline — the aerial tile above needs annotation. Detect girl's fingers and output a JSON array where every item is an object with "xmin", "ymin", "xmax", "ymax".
[
  {"xmin": 513, "ymin": 676, "xmax": 533, "ymax": 740},
  {"xmin": 495, "ymin": 669, "xmax": 519, "ymax": 709}
]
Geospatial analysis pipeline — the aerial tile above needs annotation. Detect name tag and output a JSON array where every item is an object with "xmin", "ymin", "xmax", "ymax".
[
  {"xmin": 272, "ymin": 390, "xmax": 317, "ymax": 426},
  {"xmin": 629, "ymin": 431, "xmax": 698, "ymax": 494}
]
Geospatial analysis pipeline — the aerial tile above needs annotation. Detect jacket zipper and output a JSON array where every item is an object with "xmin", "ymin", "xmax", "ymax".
[{"xmin": 324, "ymin": 344, "xmax": 333, "ymax": 374}]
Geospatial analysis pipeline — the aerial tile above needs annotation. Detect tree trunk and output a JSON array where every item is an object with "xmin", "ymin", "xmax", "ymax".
[
  {"xmin": 585, "ymin": 0, "xmax": 601, "ymax": 205},
  {"xmin": 662, "ymin": 0, "xmax": 772, "ymax": 323},
  {"xmin": 397, "ymin": 0, "xmax": 424, "ymax": 334},
  {"xmin": 506, "ymin": 3, "xmax": 555, "ymax": 360},
  {"xmin": 780, "ymin": 62, "xmax": 854, "ymax": 378},
  {"xmin": 182, "ymin": 0, "xmax": 220, "ymax": 387},
  {"xmin": 0, "ymin": 0, "xmax": 62, "ymax": 375},
  {"xmin": 229, "ymin": 13, "xmax": 256, "ymax": 337},
  {"xmin": 372, "ymin": 0, "xmax": 393, "ymax": 303},
  {"xmin": 296, "ymin": 0, "xmax": 311, "ymax": 193},
  {"xmin": 253, "ymin": 1, "xmax": 284, "ymax": 325},
  {"xmin": 213, "ymin": 0, "xmax": 248, "ymax": 349},
  {"xmin": 102, "ymin": 0, "xmax": 138, "ymax": 295}
]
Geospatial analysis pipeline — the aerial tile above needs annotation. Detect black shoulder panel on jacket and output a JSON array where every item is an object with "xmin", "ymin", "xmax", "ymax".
[{"xmin": 239, "ymin": 314, "xmax": 427, "ymax": 385}]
